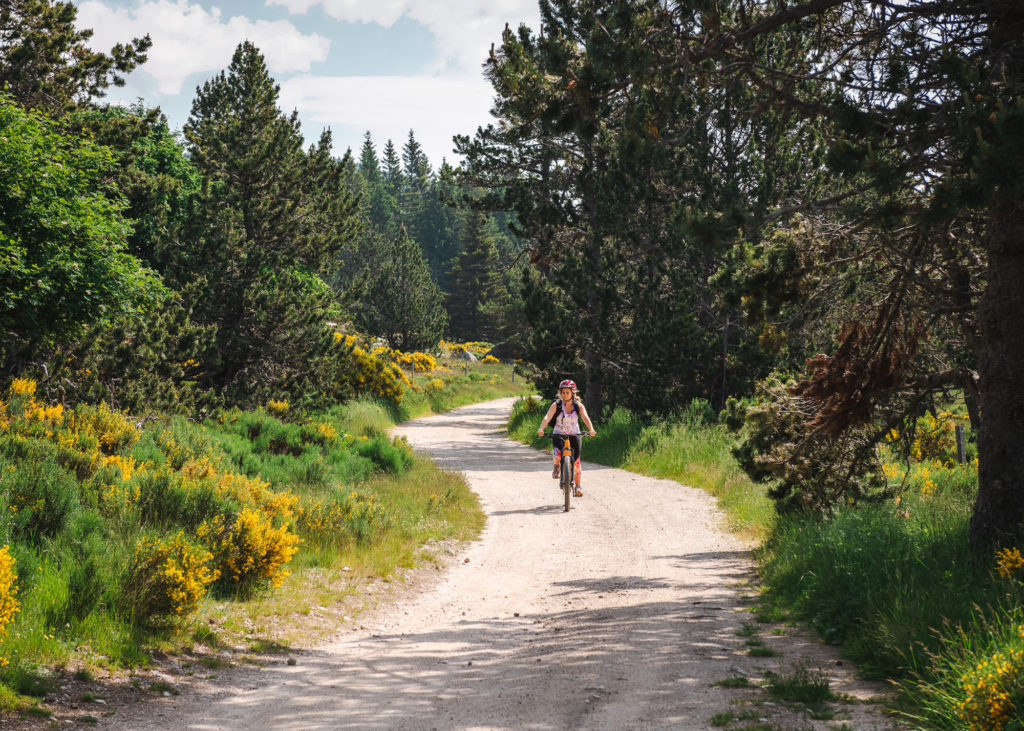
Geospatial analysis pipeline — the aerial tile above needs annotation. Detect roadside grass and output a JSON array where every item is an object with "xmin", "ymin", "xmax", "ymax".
[{"xmin": 0, "ymin": 361, "xmax": 520, "ymax": 712}]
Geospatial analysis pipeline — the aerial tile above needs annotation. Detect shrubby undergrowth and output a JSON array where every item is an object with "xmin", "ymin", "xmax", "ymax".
[{"xmin": 0, "ymin": 356, "xmax": 522, "ymax": 711}]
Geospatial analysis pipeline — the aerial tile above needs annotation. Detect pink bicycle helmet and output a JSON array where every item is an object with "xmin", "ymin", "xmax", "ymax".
[{"xmin": 559, "ymin": 379, "xmax": 576, "ymax": 389}]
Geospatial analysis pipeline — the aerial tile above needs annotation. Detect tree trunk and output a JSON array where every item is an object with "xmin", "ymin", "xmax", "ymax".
[
  {"xmin": 969, "ymin": 194, "xmax": 1024, "ymax": 548},
  {"xmin": 968, "ymin": 5, "xmax": 1024, "ymax": 549},
  {"xmin": 581, "ymin": 138, "xmax": 604, "ymax": 420}
]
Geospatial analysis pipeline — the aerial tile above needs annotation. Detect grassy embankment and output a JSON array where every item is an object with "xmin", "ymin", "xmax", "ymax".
[
  {"xmin": 0, "ymin": 356, "xmax": 530, "ymax": 715},
  {"xmin": 508, "ymin": 396, "xmax": 1020, "ymax": 728}
]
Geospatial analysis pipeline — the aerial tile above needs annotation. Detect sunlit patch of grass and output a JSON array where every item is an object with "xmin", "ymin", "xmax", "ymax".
[
  {"xmin": 710, "ymin": 710, "xmax": 735, "ymax": 726},
  {"xmin": 247, "ymin": 639, "xmax": 290, "ymax": 654}
]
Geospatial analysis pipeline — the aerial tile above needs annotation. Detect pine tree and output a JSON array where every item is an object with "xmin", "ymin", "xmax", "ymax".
[
  {"xmin": 381, "ymin": 139, "xmax": 402, "ymax": 195},
  {"xmin": 183, "ymin": 41, "xmax": 353, "ymax": 401},
  {"xmin": 0, "ymin": 0, "xmax": 150, "ymax": 112},
  {"xmin": 357, "ymin": 131, "xmax": 398, "ymax": 233},
  {"xmin": 399, "ymin": 130, "xmax": 431, "ymax": 246},
  {"xmin": 446, "ymin": 211, "xmax": 504, "ymax": 340},
  {"xmin": 358, "ymin": 131, "xmax": 380, "ymax": 182},
  {"xmin": 356, "ymin": 226, "xmax": 447, "ymax": 351}
]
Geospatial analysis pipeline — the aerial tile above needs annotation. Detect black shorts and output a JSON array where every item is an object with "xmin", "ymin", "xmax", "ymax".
[{"xmin": 552, "ymin": 434, "xmax": 582, "ymax": 463}]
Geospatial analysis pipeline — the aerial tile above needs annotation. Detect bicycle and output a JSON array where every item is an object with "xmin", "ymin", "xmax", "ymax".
[{"xmin": 547, "ymin": 433, "xmax": 586, "ymax": 512}]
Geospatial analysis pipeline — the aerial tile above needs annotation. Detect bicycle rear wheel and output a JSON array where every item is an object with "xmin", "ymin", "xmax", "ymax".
[{"xmin": 562, "ymin": 453, "xmax": 573, "ymax": 511}]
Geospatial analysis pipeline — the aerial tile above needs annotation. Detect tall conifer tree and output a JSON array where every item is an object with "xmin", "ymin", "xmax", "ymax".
[
  {"xmin": 356, "ymin": 226, "xmax": 447, "ymax": 351},
  {"xmin": 446, "ymin": 211, "xmax": 503, "ymax": 340},
  {"xmin": 381, "ymin": 139, "xmax": 402, "ymax": 195},
  {"xmin": 0, "ymin": 0, "xmax": 150, "ymax": 112},
  {"xmin": 183, "ymin": 41, "xmax": 352, "ymax": 400}
]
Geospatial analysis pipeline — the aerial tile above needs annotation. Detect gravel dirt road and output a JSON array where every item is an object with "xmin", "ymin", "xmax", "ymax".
[{"xmin": 92, "ymin": 397, "xmax": 899, "ymax": 729}]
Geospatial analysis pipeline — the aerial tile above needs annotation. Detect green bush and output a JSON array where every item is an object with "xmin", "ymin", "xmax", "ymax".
[
  {"xmin": 135, "ymin": 468, "xmax": 235, "ymax": 531},
  {"xmin": 61, "ymin": 511, "xmax": 111, "ymax": 621},
  {"xmin": 2, "ymin": 453, "xmax": 80, "ymax": 543},
  {"xmin": 355, "ymin": 436, "xmax": 413, "ymax": 475},
  {"xmin": 295, "ymin": 488, "xmax": 390, "ymax": 549}
]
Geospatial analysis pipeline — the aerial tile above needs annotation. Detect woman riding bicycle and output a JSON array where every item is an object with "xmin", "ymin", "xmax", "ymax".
[{"xmin": 537, "ymin": 380, "xmax": 596, "ymax": 497}]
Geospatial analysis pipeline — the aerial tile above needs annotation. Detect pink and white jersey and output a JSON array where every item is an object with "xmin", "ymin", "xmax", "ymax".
[{"xmin": 554, "ymin": 403, "xmax": 581, "ymax": 435}]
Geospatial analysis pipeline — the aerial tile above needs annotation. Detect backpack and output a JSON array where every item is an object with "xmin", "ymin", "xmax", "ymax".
[{"xmin": 545, "ymin": 398, "xmax": 581, "ymax": 431}]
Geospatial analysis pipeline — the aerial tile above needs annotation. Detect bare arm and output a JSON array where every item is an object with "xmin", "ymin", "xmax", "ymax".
[
  {"xmin": 579, "ymin": 403, "xmax": 597, "ymax": 436},
  {"xmin": 537, "ymin": 403, "xmax": 557, "ymax": 436}
]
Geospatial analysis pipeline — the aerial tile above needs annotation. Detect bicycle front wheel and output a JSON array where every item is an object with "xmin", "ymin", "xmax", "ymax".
[{"xmin": 562, "ymin": 453, "xmax": 573, "ymax": 511}]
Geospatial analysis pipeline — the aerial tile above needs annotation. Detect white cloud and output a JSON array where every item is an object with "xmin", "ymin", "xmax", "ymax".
[
  {"xmin": 266, "ymin": 0, "xmax": 539, "ymax": 75},
  {"xmin": 76, "ymin": 0, "xmax": 331, "ymax": 95},
  {"xmin": 279, "ymin": 74, "xmax": 494, "ymax": 163}
]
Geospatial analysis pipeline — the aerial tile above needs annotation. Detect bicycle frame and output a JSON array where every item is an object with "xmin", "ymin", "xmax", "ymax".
[{"xmin": 559, "ymin": 437, "xmax": 575, "ymax": 512}]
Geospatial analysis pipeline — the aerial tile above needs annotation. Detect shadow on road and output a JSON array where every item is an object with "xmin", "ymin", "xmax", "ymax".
[{"xmin": 173, "ymin": 589, "xmax": 757, "ymax": 730}]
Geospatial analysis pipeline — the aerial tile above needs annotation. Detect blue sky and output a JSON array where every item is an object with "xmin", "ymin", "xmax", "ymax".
[{"xmin": 73, "ymin": 0, "xmax": 540, "ymax": 165}]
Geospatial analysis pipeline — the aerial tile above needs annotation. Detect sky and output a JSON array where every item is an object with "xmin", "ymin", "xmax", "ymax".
[{"xmin": 72, "ymin": 0, "xmax": 540, "ymax": 166}]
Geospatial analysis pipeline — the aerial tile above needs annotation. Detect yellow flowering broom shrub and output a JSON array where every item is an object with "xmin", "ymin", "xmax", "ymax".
[
  {"xmin": 266, "ymin": 399, "xmax": 290, "ymax": 416},
  {"xmin": 880, "ymin": 408, "xmax": 978, "ymax": 499},
  {"xmin": 997, "ymin": 547, "xmax": 1024, "ymax": 578},
  {"xmin": 333, "ymin": 333, "xmax": 408, "ymax": 403},
  {"xmin": 0, "ymin": 545, "xmax": 20, "ymax": 666},
  {"xmin": 440, "ymin": 340, "xmax": 491, "ymax": 357},
  {"xmin": 288, "ymin": 417, "xmax": 342, "ymax": 449},
  {"xmin": 64, "ymin": 403, "xmax": 139, "ymax": 454},
  {"xmin": 215, "ymin": 470, "xmax": 298, "ymax": 523},
  {"xmin": 125, "ymin": 533, "xmax": 218, "ymax": 622},
  {"xmin": 197, "ymin": 508, "xmax": 300, "ymax": 592},
  {"xmin": 956, "ymin": 642, "xmax": 1024, "ymax": 730},
  {"xmin": 392, "ymin": 350, "xmax": 437, "ymax": 373}
]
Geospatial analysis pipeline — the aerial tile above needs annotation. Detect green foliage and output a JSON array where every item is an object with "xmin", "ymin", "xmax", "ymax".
[
  {"xmin": 355, "ymin": 436, "xmax": 413, "ymax": 475},
  {"xmin": 729, "ymin": 374, "xmax": 886, "ymax": 514},
  {"xmin": 446, "ymin": 210, "xmax": 504, "ymax": 340},
  {"xmin": 67, "ymin": 103, "xmax": 201, "ymax": 278},
  {"xmin": 0, "ymin": 0, "xmax": 151, "ymax": 112},
  {"xmin": 757, "ymin": 485, "xmax": 985, "ymax": 678},
  {"xmin": 353, "ymin": 226, "xmax": 447, "ymax": 351},
  {"xmin": 182, "ymin": 42, "xmax": 359, "ymax": 405},
  {"xmin": 0, "ymin": 450, "xmax": 79, "ymax": 543},
  {"xmin": 0, "ymin": 95, "xmax": 166, "ymax": 361}
]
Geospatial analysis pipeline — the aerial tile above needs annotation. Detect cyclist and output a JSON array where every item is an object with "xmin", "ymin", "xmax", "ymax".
[{"xmin": 537, "ymin": 379, "xmax": 596, "ymax": 496}]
